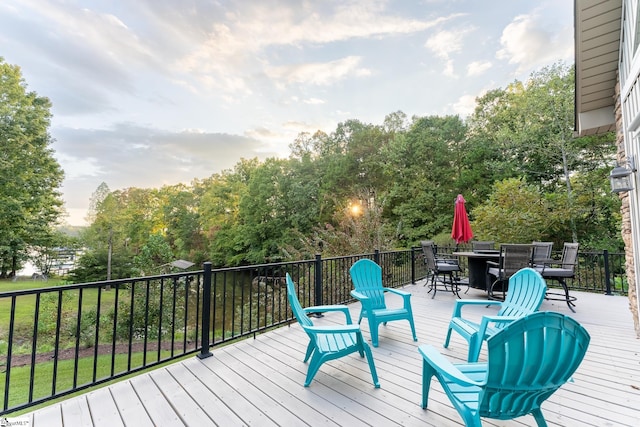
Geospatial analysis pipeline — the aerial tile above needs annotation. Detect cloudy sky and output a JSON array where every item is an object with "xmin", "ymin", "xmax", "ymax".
[{"xmin": 0, "ymin": 0, "xmax": 573, "ymax": 226}]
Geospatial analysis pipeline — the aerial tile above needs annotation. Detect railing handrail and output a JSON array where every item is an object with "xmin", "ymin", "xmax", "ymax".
[{"xmin": 0, "ymin": 247, "xmax": 627, "ymax": 415}]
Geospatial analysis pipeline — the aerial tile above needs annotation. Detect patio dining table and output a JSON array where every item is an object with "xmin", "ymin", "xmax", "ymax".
[{"xmin": 452, "ymin": 250, "xmax": 501, "ymax": 290}]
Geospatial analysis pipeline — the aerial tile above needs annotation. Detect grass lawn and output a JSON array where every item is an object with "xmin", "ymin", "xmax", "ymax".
[
  {"xmin": 0, "ymin": 279, "xmax": 119, "ymax": 358},
  {"xmin": 0, "ymin": 279, "xmax": 117, "ymax": 328},
  {"xmin": 0, "ymin": 279, "xmax": 201, "ymax": 415},
  {"xmin": 0, "ymin": 278, "xmax": 66, "ymax": 293},
  {"xmin": 1, "ymin": 348, "xmax": 185, "ymax": 415}
]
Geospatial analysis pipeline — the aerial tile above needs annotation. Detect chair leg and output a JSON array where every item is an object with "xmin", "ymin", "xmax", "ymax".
[
  {"xmin": 408, "ymin": 318, "xmax": 418, "ymax": 342},
  {"xmin": 531, "ymin": 408, "xmax": 549, "ymax": 427},
  {"xmin": 467, "ymin": 334, "xmax": 481, "ymax": 363},
  {"xmin": 304, "ymin": 353, "xmax": 324, "ymax": 387},
  {"xmin": 487, "ymin": 278, "xmax": 505, "ymax": 301},
  {"xmin": 370, "ymin": 323, "xmax": 380, "ymax": 347},
  {"xmin": 449, "ymin": 273, "xmax": 461, "ymax": 298},
  {"xmin": 560, "ymin": 279, "xmax": 576, "ymax": 313},
  {"xmin": 443, "ymin": 326, "xmax": 453, "ymax": 348},
  {"xmin": 544, "ymin": 278, "xmax": 577, "ymax": 313},
  {"xmin": 356, "ymin": 333, "xmax": 365, "ymax": 357},
  {"xmin": 421, "ymin": 360, "xmax": 435, "ymax": 409},
  {"xmin": 303, "ymin": 342, "xmax": 314, "ymax": 362},
  {"xmin": 361, "ymin": 341, "xmax": 380, "ymax": 388},
  {"xmin": 428, "ymin": 274, "xmax": 437, "ymax": 298}
]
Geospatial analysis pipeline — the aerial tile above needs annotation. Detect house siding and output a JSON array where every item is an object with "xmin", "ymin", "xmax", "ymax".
[{"xmin": 618, "ymin": 0, "xmax": 640, "ymax": 336}]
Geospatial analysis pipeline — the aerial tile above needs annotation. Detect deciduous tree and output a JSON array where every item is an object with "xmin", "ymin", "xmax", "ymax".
[{"xmin": 0, "ymin": 58, "xmax": 64, "ymax": 277}]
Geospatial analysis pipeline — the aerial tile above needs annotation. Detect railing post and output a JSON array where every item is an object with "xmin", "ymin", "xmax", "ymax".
[
  {"xmin": 197, "ymin": 262, "xmax": 213, "ymax": 359},
  {"xmin": 310, "ymin": 254, "xmax": 324, "ymax": 318},
  {"xmin": 411, "ymin": 246, "xmax": 416, "ymax": 285},
  {"xmin": 603, "ymin": 249, "xmax": 613, "ymax": 295},
  {"xmin": 314, "ymin": 254, "xmax": 323, "ymax": 306},
  {"xmin": 374, "ymin": 249, "xmax": 380, "ymax": 264}
]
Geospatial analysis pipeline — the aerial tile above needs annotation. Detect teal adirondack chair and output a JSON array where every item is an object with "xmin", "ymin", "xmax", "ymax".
[
  {"xmin": 285, "ymin": 273, "xmax": 380, "ymax": 388},
  {"xmin": 444, "ymin": 267, "xmax": 547, "ymax": 362},
  {"xmin": 349, "ymin": 259, "xmax": 417, "ymax": 347},
  {"xmin": 420, "ymin": 311, "xmax": 591, "ymax": 426}
]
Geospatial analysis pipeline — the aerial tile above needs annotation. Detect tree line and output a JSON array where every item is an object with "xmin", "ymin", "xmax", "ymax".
[
  {"xmin": 72, "ymin": 63, "xmax": 619, "ymax": 282},
  {"xmin": 0, "ymin": 58, "xmax": 620, "ymax": 282}
]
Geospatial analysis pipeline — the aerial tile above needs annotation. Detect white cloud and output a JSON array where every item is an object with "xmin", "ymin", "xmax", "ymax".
[
  {"xmin": 443, "ymin": 59, "xmax": 456, "ymax": 78},
  {"xmin": 450, "ymin": 94, "xmax": 479, "ymax": 117},
  {"xmin": 426, "ymin": 29, "xmax": 465, "ymax": 59},
  {"xmin": 496, "ymin": 13, "xmax": 573, "ymax": 74},
  {"xmin": 265, "ymin": 56, "xmax": 369, "ymax": 86},
  {"xmin": 55, "ymin": 153, "xmax": 104, "ymax": 179},
  {"xmin": 425, "ymin": 26, "xmax": 474, "ymax": 78},
  {"xmin": 467, "ymin": 60, "xmax": 492, "ymax": 76},
  {"xmin": 174, "ymin": 2, "xmax": 455, "ymax": 96}
]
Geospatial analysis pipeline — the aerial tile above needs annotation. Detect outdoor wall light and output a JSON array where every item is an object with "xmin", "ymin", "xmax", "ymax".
[{"xmin": 610, "ymin": 155, "xmax": 636, "ymax": 193}]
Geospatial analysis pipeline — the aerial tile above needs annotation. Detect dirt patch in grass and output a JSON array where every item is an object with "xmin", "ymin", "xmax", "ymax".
[{"xmin": 1, "ymin": 341, "xmax": 195, "ymax": 369}]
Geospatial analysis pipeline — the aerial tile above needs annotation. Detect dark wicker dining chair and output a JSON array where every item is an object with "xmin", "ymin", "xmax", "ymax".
[{"xmin": 486, "ymin": 244, "xmax": 534, "ymax": 300}]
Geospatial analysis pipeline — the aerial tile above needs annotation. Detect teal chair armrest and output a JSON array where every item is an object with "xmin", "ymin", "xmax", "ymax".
[
  {"xmin": 350, "ymin": 290, "xmax": 368, "ymax": 300},
  {"xmin": 481, "ymin": 315, "xmax": 520, "ymax": 324},
  {"xmin": 419, "ymin": 344, "xmax": 482, "ymax": 387},
  {"xmin": 451, "ymin": 299, "xmax": 501, "ymax": 317},
  {"xmin": 469, "ymin": 315, "xmax": 522, "ymax": 362},
  {"xmin": 303, "ymin": 305, "xmax": 353, "ymax": 324},
  {"xmin": 304, "ymin": 324, "xmax": 361, "ymax": 334},
  {"xmin": 384, "ymin": 287, "xmax": 410, "ymax": 297},
  {"xmin": 477, "ymin": 315, "xmax": 521, "ymax": 340},
  {"xmin": 477, "ymin": 315, "xmax": 520, "ymax": 339},
  {"xmin": 350, "ymin": 290, "xmax": 376, "ymax": 309}
]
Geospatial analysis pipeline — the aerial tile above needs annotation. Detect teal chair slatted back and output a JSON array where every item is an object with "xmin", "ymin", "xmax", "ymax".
[
  {"xmin": 444, "ymin": 267, "xmax": 547, "ymax": 362},
  {"xmin": 349, "ymin": 259, "xmax": 417, "ymax": 347},
  {"xmin": 349, "ymin": 259, "xmax": 387, "ymax": 309},
  {"xmin": 421, "ymin": 311, "xmax": 590, "ymax": 426},
  {"xmin": 480, "ymin": 312, "xmax": 591, "ymax": 420},
  {"xmin": 497, "ymin": 268, "xmax": 548, "ymax": 321},
  {"xmin": 286, "ymin": 274, "xmax": 313, "ymax": 328}
]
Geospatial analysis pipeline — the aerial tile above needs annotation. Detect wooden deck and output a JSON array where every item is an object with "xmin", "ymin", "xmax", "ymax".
[{"xmin": 20, "ymin": 282, "xmax": 640, "ymax": 426}]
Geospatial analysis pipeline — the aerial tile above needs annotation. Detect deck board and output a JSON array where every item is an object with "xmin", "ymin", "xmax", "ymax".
[
  {"xmin": 148, "ymin": 368, "xmax": 215, "ymax": 426},
  {"xmin": 108, "ymin": 380, "xmax": 154, "ymax": 427},
  {"xmin": 20, "ymin": 283, "xmax": 640, "ymax": 426},
  {"xmin": 128, "ymin": 374, "xmax": 182, "ymax": 426},
  {"xmin": 85, "ymin": 387, "xmax": 124, "ymax": 427}
]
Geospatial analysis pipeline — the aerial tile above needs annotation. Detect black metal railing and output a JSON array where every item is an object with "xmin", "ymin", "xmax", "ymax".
[
  {"xmin": 0, "ymin": 247, "xmax": 625, "ymax": 414},
  {"xmin": 434, "ymin": 244, "xmax": 628, "ymax": 295}
]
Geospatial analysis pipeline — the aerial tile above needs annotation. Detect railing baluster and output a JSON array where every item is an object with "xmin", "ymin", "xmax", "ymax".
[
  {"xmin": 29, "ymin": 294, "xmax": 40, "ymax": 403},
  {"xmin": 92, "ymin": 287, "xmax": 102, "ymax": 383},
  {"xmin": 110, "ymin": 285, "xmax": 119, "ymax": 377},
  {"xmin": 52, "ymin": 290, "xmax": 63, "ymax": 395},
  {"xmin": 73, "ymin": 288, "xmax": 83, "ymax": 389},
  {"xmin": 127, "ymin": 282, "xmax": 135, "ymax": 372},
  {"xmin": 143, "ymin": 280, "xmax": 150, "ymax": 367}
]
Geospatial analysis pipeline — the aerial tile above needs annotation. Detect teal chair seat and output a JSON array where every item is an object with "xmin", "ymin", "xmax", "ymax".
[
  {"xmin": 444, "ymin": 267, "xmax": 547, "ymax": 362},
  {"xmin": 286, "ymin": 273, "xmax": 380, "ymax": 388},
  {"xmin": 421, "ymin": 311, "xmax": 591, "ymax": 426},
  {"xmin": 349, "ymin": 258, "xmax": 417, "ymax": 347}
]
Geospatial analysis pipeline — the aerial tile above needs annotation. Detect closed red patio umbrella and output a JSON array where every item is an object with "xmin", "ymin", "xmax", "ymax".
[{"xmin": 451, "ymin": 194, "xmax": 473, "ymax": 244}]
